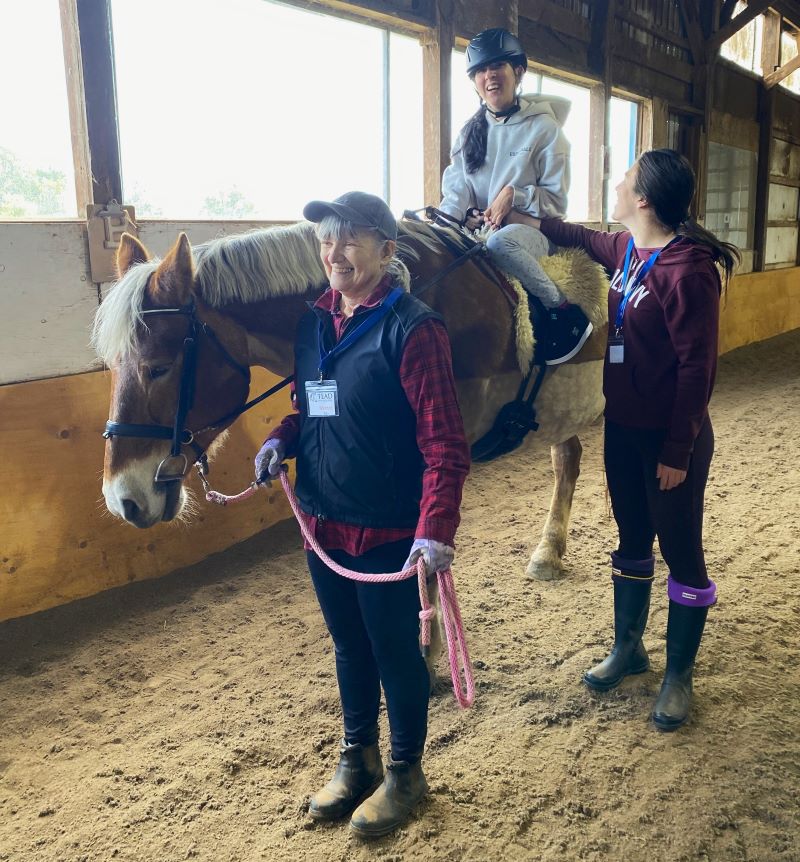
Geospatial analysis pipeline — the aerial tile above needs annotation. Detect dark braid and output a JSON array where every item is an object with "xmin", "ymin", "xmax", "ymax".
[{"xmin": 459, "ymin": 106, "xmax": 489, "ymax": 174}]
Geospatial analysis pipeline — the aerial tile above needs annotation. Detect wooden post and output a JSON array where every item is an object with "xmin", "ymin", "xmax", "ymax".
[
  {"xmin": 754, "ymin": 85, "xmax": 775, "ymax": 271},
  {"xmin": 58, "ymin": 0, "xmax": 92, "ymax": 214},
  {"xmin": 588, "ymin": 85, "xmax": 606, "ymax": 224},
  {"xmin": 421, "ymin": 0, "xmax": 454, "ymax": 206},
  {"xmin": 76, "ymin": 0, "xmax": 122, "ymax": 205}
]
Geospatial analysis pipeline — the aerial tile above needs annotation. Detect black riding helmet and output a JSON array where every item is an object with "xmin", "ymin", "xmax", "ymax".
[{"xmin": 465, "ymin": 28, "xmax": 527, "ymax": 77}]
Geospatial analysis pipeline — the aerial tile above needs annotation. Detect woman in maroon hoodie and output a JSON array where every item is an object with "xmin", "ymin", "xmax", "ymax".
[{"xmin": 521, "ymin": 149, "xmax": 738, "ymax": 730}]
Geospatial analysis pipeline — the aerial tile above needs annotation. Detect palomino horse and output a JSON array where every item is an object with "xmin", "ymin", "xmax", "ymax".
[{"xmin": 93, "ymin": 221, "xmax": 608, "ymax": 580}]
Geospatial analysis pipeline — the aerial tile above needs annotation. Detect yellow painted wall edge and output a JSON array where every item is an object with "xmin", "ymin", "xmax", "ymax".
[
  {"xmin": 0, "ymin": 367, "xmax": 294, "ymax": 622},
  {"xmin": 1, "ymin": 267, "xmax": 798, "ymax": 622}
]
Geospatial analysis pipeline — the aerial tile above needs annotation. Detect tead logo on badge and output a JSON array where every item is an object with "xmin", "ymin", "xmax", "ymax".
[{"xmin": 305, "ymin": 380, "xmax": 340, "ymax": 417}]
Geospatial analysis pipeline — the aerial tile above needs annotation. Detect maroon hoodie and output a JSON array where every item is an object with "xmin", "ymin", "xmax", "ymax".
[{"xmin": 540, "ymin": 218, "xmax": 721, "ymax": 470}]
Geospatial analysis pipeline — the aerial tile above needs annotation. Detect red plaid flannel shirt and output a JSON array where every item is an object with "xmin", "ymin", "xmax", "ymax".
[{"xmin": 267, "ymin": 277, "xmax": 470, "ymax": 556}]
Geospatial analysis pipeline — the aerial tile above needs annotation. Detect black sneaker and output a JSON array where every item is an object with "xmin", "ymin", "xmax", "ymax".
[{"xmin": 544, "ymin": 303, "xmax": 593, "ymax": 365}]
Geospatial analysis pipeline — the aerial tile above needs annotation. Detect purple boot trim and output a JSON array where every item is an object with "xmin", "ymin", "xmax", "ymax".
[
  {"xmin": 667, "ymin": 576, "xmax": 717, "ymax": 607},
  {"xmin": 611, "ymin": 552, "xmax": 655, "ymax": 581}
]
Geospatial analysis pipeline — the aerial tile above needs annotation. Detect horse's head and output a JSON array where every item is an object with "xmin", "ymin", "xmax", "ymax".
[{"xmin": 95, "ymin": 233, "xmax": 252, "ymax": 528}]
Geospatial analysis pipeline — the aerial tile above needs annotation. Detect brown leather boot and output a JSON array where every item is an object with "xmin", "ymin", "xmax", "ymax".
[
  {"xmin": 349, "ymin": 757, "xmax": 428, "ymax": 838},
  {"xmin": 308, "ymin": 740, "xmax": 383, "ymax": 821}
]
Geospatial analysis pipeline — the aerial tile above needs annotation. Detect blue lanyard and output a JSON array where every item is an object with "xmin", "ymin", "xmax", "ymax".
[
  {"xmin": 317, "ymin": 286, "xmax": 403, "ymax": 379},
  {"xmin": 614, "ymin": 238, "xmax": 671, "ymax": 333}
]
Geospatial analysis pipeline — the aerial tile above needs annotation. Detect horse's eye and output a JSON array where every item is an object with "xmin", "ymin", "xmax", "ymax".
[{"xmin": 148, "ymin": 365, "xmax": 171, "ymax": 380}]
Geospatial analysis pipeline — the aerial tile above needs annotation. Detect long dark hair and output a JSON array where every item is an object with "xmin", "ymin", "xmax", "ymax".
[
  {"xmin": 635, "ymin": 148, "xmax": 740, "ymax": 285},
  {"xmin": 460, "ymin": 106, "xmax": 489, "ymax": 174}
]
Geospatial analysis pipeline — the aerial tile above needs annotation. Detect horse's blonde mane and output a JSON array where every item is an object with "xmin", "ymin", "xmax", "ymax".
[
  {"xmin": 92, "ymin": 220, "xmax": 414, "ymax": 364},
  {"xmin": 194, "ymin": 221, "xmax": 327, "ymax": 306}
]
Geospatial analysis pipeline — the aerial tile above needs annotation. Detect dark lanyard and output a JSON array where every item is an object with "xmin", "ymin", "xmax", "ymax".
[
  {"xmin": 614, "ymin": 238, "xmax": 674, "ymax": 334},
  {"xmin": 317, "ymin": 286, "xmax": 403, "ymax": 379}
]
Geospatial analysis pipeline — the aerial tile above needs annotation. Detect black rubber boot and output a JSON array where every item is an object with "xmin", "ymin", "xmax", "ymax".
[
  {"xmin": 308, "ymin": 739, "xmax": 383, "ymax": 821},
  {"xmin": 350, "ymin": 757, "xmax": 429, "ymax": 838},
  {"xmin": 652, "ymin": 601, "xmax": 709, "ymax": 732},
  {"xmin": 583, "ymin": 574, "xmax": 652, "ymax": 692}
]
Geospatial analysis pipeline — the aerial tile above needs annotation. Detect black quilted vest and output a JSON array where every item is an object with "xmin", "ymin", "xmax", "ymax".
[{"xmin": 294, "ymin": 287, "xmax": 442, "ymax": 528}]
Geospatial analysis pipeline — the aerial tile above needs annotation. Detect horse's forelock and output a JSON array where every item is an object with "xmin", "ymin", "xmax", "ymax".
[{"xmin": 92, "ymin": 260, "xmax": 159, "ymax": 365}]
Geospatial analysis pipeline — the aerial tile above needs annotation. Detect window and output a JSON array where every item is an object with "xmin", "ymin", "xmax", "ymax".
[
  {"xmin": 0, "ymin": 0, "xmax": 77, "ymax": 219},
  {"xmin": 112, "ymin": 0, "xmax": 421, "ymax": 219},
  {"xmin": 449, "ymin": 54, "xmax": 591, "ymax": 220},
  {"xmin": 607, "ymin": 97, "xmax": 639, "ymax": 218},
  {"xmin": 705, "ymin": 142, "xmax": 756, "ymax": 252},
  {"xmin": 719, "ymin": 1, "xmax": 763, "ymax": 74},
  {"xmin": 779, "ymin": 30, "xmax": 800, "ymax": 95}
]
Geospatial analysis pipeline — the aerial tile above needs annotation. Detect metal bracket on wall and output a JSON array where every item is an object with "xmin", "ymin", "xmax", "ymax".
[{"xmin": 86, "ymin": 201, "xmax": 138, "ymax": 283}]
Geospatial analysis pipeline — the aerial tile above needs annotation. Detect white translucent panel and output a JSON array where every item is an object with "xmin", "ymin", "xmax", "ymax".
[
  {"xmin": 720, "ymin": 1, "xmax": 763, "ymax": 74},
  {"xmin": 389, "ymin": 33, "xmax": 424, "ymax": 214},
  {"xmin": 770, "ymin": 138, "xmax": 800, "ymax": 180},
  {"xmin": 705, "ymin": 142, "xmax": 757, "ymax": 249},
  {"xmin": 768, "ymin": 183, "xmax": 799, "ymax": 222},
  {"xmin": 765, "ymin": 226, "xmax": 798, "ymax": 265},
  {"xmin": 112, "ymin": 0, "xmax": 383, "ymax": 220},
  {"xmin": 607, "ymin": 97, "xmax": 639, "ymax": 219},
  {"xmin": 449, "ymin": 54, "xmax": 589, "ymax": 220},
  {"xmin": 0, "ymin": 0, "xmax": 77, "ymax": 218}
]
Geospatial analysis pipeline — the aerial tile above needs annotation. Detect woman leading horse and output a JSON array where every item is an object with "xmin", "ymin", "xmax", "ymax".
[{"xmin": 255, "ymin": 191, "xmax": 470, "ymax": 837}]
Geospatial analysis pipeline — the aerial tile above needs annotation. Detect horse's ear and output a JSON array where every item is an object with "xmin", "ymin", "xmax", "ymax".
[
  {"xmin": 116, "ymin": 233, "xmax": 150, "ymax": 275},
  {"xmin": 150, "ymin": 233, "xmax": 194, "ymax": 306}
]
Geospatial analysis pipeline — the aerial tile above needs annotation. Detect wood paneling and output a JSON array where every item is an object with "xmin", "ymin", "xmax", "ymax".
[{"xmin": 0, "ymin": 368, "xmax": 295, "ymax": 622}]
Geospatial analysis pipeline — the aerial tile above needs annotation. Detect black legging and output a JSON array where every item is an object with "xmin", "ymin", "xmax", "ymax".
[
  {"xmin": 306, "ymin": 538, "xmax": 430, "ymax": 763},
  {"xmin": 604, "ymin": 418, "xmax": 714, "ymax": 589}
]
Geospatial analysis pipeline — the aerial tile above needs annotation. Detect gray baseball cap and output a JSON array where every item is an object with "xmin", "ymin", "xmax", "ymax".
[{"xmin": 303, "ymin": 191, "xmax": 397, "ymax": 241}]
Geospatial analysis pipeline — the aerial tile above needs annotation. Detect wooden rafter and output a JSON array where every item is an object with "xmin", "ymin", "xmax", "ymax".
[
  {"xmin": 764, "ymin": 49, "xmax": 800, "ymax": 85},
  {"xmin": 710, "ymin": 0, "xmax": 774, "ymax": 52},
  {"xmin": 677, "ymin": 0, "xmax": 707, "ymax": 65}
]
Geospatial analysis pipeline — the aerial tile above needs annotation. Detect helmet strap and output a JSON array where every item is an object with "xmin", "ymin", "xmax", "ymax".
[{"xmin": 485, "ymin": 98, "xmax": 521, "ymax": 121}]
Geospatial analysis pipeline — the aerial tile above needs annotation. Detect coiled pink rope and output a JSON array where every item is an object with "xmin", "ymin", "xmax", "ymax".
[{"xmin": 202, "ymin": 470, "xmax": 475, "ymax": 708}]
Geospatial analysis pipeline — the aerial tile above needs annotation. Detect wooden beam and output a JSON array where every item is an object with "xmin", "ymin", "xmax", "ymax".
[
  {"xmin": 761, "ymin": 9, "xmax": 782, "ymax": 77},
  {"xmin": 588, "ymin": 85, "xmax": 606, "ymax": 223},
  {"xmin": 421, "ymin": 0, "xmax": 453, "ymax": 206},
  {"xmin": 615, "ymin": 6, "xmax": 690, "ymax": 50},
  {"xmin": 588, "ymin": 0, "xmax": 610, "ymax": 76},
  {"xmin": 677, "ymin": 0, "xmax": 707, "ymax": 65},
  {"xmin": 765, "ymin": 51, "xmax": 800, "ymax": 87},
  {"xmin": 754, "ymin": 86, "xmax": 776, "ymax": 270},
  {"xmin": 76, "ymin": 0, "xmax": 122, "ymax": 205},
  {"xmin": 58, "ymin": 0, "xmax": 92, "ymax": 214},
  {"xmin": 710, "ymin": 0, "xmax": 773, "ymax": 53}
]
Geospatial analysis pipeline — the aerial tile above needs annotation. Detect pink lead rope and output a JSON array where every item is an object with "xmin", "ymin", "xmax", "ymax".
[{"xmin": 201, "ymin": 468, "xmax": 475, "ymax": 708}]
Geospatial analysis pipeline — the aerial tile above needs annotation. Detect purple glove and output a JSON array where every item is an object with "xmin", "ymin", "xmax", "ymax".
[
  {"xmin": 254, "ymin": 438, "xmax": 285, "ymax": 485},
  {"xmin": 403, "ymin": 539, "xmax": 455, "ymax": 576}
]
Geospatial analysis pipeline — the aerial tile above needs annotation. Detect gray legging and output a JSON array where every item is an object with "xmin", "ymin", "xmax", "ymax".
[{"xmin": 485, "ymin": 223, "xmax": 565, "ymax": 308}]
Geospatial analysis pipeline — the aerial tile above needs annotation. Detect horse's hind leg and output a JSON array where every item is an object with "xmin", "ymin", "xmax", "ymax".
[{"xmin": 526, "ymin": 435, "xmax": 582, "ymax": 581}]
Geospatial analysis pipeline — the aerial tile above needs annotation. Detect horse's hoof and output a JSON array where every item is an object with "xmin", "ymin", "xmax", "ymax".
[{"xmin": 526, "ymin": 558, "xmax": 564, "ymax": 581}]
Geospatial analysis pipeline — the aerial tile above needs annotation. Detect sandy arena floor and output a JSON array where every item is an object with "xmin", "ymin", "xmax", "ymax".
[{"xmin": 1, "ymin": 331, "xmax": 798, "ymax": 862}]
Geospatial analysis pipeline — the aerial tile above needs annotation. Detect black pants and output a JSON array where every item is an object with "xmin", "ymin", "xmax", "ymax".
[
  {"xmin": 306, "ymin": 538, "xmax": 430, "ymax": 763},
  {"xmin": 604, "ymin": 418, "xmax": 714, "ymax": 589}
]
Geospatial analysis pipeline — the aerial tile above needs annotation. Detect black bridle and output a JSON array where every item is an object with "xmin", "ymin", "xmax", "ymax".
[{"xmin": 102, "ymin": 302, "xmax": 292, "ymax": 483}]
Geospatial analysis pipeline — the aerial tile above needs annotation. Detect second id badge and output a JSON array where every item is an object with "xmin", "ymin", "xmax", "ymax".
[
  {"xmin": 608, "ymin": 331, "xmax": 624, "ymax": 364},
  {"xmin": 305, "ymin": 380, "xmax": 339, "ymax": 417}
]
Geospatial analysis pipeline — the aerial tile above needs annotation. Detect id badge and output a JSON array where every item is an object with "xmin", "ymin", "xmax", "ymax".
[
  {"xmin": 608, "ymin": 331, "xmax": 624, "ymax": 364},
  {"xmin": 305, "ymin": 380, "xmax": 339, "ymax": 417}
]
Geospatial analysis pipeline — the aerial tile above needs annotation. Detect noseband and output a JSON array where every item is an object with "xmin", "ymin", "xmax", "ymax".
[{"xmin": 102, "ymin": 302, "xmax": 291, "ymax": 483}]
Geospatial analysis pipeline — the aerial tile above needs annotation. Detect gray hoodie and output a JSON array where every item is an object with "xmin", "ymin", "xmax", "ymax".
[{"xmin": 439, "ymin": 94, "xmax": 571, "ymax": 223}]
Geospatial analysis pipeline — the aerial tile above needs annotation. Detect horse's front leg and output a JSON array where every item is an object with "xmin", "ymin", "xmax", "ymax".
[{"xmin": 526, "ymin": 435, "xmax": 582, "ymax": 581}]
